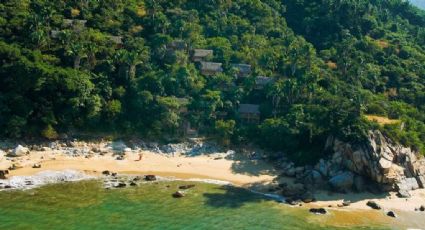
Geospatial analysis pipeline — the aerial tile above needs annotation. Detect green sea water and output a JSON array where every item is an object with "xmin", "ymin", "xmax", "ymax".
[{"xmin": 0, "ymin": 180, "xmax": 394, "ymax": 230}]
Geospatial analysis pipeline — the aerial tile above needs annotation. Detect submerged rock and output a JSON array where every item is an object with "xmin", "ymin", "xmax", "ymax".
[
  {"xmin": 179, "ymin": 184, "xmax": 195, "ymax": 190},
  {"xmin": 309, "ymin": 208, "xmax": 327, "ymax": 215},
  {"xmin": 145, "ymin": 175, "xmax": 157, "ymax": 181},
  {"xmin": 172, "ymin": 191, "xmax": 185, "ymax": 198},
  {"xmin": 32, "ymin": 164, "xmax": 41, "ymax": 169},
  {"xmin": 114, "ymin": 182, "xmax": 127, "ymax": 188}
]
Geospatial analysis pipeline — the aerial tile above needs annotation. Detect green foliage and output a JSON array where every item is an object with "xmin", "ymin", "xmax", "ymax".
[
  {"xmin": 214, "ymin": 120, "xmax": 236, "ymax": 146},
  {"xmin": 0, "ymin": 0, "xmax": 424, "ymax": 159},
  {"xmin": 41, "ymin": 124, "xmax": 58, "ymax": 140}
]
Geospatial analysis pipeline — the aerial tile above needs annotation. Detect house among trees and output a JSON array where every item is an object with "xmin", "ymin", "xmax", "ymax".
[
  {"xmin": 199, "ymin": 62, "xmax": 223, "ymax": 76},
  {"xmin": 232, "ymin": 64, "xmax": 252, "ymax": 78},
  {"xmin": 62, "ymin": 19, "xmax": 87, "ymax": 32},
  {"xmin": 50, "ymin": 30, "xmax": 61, "ymax": 39},
  {"xmin": 176, "ymin": 97, "xmax": 190, "ymax": 114},
  {"xmin": 192, "ymin": 49, "xmax": 213, "ymax": 62},
  {"xmin": 255, "ymin": 76, "xmax": 274, "ymax": 89},
  {"xmin": 167, "ymin": 40, "xmax": 187, "ymax": 51},
  {"xmin": 109, "ymin": 36, "xmax": 123, "ymax": 48},
  {"xmin": 238, "ymin": 104, "xmax": 260, "ymax": 124}
]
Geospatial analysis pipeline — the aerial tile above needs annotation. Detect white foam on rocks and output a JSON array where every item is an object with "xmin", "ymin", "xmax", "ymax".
[{"xmin": 0, "ymin": 170, "xmax": 94, "ymax": 190}]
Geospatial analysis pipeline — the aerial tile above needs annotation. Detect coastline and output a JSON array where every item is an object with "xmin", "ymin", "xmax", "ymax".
[{"xmin": 1, "ymin": 143, "xmax": 425, "ymax": 228}]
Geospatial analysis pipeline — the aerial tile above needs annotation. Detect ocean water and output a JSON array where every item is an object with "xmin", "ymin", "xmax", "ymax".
[{"xmin": 0, "ymin": 180, "xmax": 394, "ymax": 230}]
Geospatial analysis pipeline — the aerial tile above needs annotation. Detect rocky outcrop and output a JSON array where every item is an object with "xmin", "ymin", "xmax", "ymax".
[
  {"xmin": 328, "ymin": 172, "xmax": 354, "ymax": 192},
  {"xmin": 326, "ymin": 130, "xmax": 425, "ymax": 194},
  {"xmin": 10, "ymin": 145, "xmax": 29, "ymax": 157}
]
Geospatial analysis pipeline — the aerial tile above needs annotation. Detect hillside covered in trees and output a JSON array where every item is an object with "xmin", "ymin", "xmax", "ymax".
[{"xmin": 1, "ymin": 0, "xmax": 424, "ymax": 163}]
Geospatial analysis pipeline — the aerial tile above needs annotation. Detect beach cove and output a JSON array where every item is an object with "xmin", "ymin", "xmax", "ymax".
[{"xmin": 0, "ymin": 140, "xmax": 424, "ymax": 229}]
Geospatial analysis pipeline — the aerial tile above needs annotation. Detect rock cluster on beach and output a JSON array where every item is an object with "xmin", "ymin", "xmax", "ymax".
[{"xmin": 276, "ymin": 130, "xmax": 425, "ymax": 200}]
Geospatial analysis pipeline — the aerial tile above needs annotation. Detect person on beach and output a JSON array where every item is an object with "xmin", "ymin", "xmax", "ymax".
[{"xmin": 135, "ymin": 153, "xmax": 143, "ymax": 161}]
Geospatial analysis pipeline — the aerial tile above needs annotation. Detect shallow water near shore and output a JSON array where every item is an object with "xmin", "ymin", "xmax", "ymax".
[{"xmin": 0, "ymin": 180, "xmax": 405, "ymax": 229}]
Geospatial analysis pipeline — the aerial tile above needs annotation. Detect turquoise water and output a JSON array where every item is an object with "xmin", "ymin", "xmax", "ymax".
[{"xmin": 0, "ymin": 180, "xmax": 392, "ymax": 230}]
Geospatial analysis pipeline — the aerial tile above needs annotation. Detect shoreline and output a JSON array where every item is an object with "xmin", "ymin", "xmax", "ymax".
[{"xmin": 1, "ymin": 143, "xmax": 425, "ymax": 219}]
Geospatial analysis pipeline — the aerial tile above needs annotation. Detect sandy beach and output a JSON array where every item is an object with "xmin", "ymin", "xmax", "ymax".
[{"xmin": 1, "ymin": 145, "xmax": 425, "ymax": 217}]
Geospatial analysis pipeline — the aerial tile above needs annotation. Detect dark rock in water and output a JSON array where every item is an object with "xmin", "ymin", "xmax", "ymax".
[
  {"xmin": 114, "ymin": 182, "xmax": 126, "ymax": 188},
  {"xmin": 366, "ymin": 201, "xmax": 381, "ymax": 210},
  {"xmin": 309, "ymin": 208, "xmax": 327, "ymax": 215},
  {"xmin": 102, "ymin": 170, "xmax": 111, "ymax": 176},
  {"xmin": 420, "ymin": 205, "xmax": 425, "ymax": 211},
  {"xmin": 111, "ymin": 173, "xmax": 117, "ymax": 177},
  {"xmin": 32, "ymin": 164, "xmax": 41, "ymax": 169},
  {"xmin": 145, "ymin": 175, "xmax": 157, "ymax": 181},
  {"xmin": 387, "ymin": 211, "xmax": 397, "ymax": 218},
  {"xmin": 130, "ymin": 182, "xmax": 137, "ymax": 186},
  {"xmin": 4, "ymin": 185, "xmax": 12, "ymax": 189},
  {"xmin": 179, "ymin": 184, "xmax": 195, "ymax": 190},
  {"xmin": 342, "ymin": 200, "xmax": 351, "ymax": 206},
  {"xmin": 397, "ymin": 189, "xmax": 411, "ymax": 198},
  {"xmin": 172, "ymin": 191, "xmax": 185, "ymax": 198}
]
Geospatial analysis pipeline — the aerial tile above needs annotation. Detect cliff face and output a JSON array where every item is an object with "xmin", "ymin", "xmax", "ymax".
[{"xmin": 326, "ymin": 130, "xmax": 425, "ymax": 196}]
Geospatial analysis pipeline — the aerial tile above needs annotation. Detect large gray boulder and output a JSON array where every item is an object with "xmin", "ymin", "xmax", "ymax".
[
  {"xmin": 326, "ymin": 130, "xmax": 425, "ymax": 192},
  {"xmin": 10, "ymin": 145, "xmax": 29, "ymax": 157},
  {"xmin": 329, "ymin": 171, "xmax": 354, "ymax": 191}
]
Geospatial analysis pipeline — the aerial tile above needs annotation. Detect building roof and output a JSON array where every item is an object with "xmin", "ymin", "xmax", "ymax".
[
  {"xmin": 238, "ymin": 104, "xmax": 260, "ymax": 114},
  {"xmin": 63, "ymin": 19, "xmax": 87, "ymax": 28},
  {"xmin": 255, "ymin": 76, "xmax": 274, "ymax": 86},
  {"xmin": 109, "ymin": 36, "xmax": 123, "ymax": 44},
  {"xmin": 50, "ymin": 30, "xmax": 61, "ymax": 38},
  {"xmin": 232, "ymin": 64, "xmax": 252, "ymax": 74},
  {"xmin": 63, "ymin": 19, "xmax": 74, "ymax": 27},
  {"xmin": 200, "ymin": 62, "xmax": 223, "ymax": 72},
  {"xmin": 193, "ymin": 49, "xmax": 213, "ymax": 58}
]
